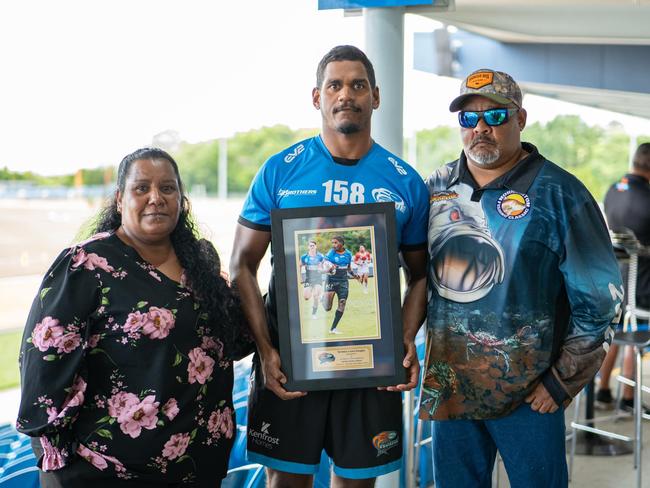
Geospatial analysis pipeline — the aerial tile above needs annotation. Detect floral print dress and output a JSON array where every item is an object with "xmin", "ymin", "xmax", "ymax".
[{"xmin": 17, "ymin": 232, "xmax": 236, "ymax": 486}]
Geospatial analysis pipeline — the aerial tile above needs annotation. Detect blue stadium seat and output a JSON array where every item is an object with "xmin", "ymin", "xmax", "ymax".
[
  {"xmin": 0, "ymin": 426, "xmax": 38, "ymax": 487},
  {"xmin": 222, "ymin": 463, "xmax": 265, "ymax": 488}
]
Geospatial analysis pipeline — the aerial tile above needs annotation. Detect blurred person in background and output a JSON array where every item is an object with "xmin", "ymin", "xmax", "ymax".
[
  {"xmin": 353, "ymin": 244, "xmax": 372, "ymax": 294},
  {"xmin": 300, "ymin": 240, "xmax": 325, "ymax": 319},
  {"xmin": 596, "ymin": 142, "xmax": 650, "ymax": 412},
  {"xmin": 17, "ymin": 147, "xmax": 250, "ymax": 487}
]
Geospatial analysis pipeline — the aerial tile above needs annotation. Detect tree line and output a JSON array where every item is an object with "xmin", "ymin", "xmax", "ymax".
[{"xmin": 3, "ymin": 116, "xmax": 648, "ymax": 202}]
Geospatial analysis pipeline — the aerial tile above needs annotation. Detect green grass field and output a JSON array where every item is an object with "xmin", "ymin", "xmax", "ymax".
[
  {"xmin": 0, "ymin": 331, "xmax": 22, "ymax": 391},
  {"xmin": 298, "ymin": 277, "xmax": 380, "ymax": 343}
]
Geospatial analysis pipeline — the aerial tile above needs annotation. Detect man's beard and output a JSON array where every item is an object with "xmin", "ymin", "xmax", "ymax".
[
  {"xmin": 466, "ymin": 141, "xmax": 500, "ymax": 168},
  {"xmin": 337, "ymin": 122, "xmax": 361, "ymax": 134}
]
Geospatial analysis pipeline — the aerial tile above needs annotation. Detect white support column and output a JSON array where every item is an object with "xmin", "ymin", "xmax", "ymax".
[
  {"xmin": 364, "ymin": 7, "xmax": 405, "ymax": 158},
  {"xmin": 629, "ymin": 131, "xmax": 638, "ymax": 171},
  {"xmin": 364, "ymin": 9, "xmax": 410, "ymax": 487}
]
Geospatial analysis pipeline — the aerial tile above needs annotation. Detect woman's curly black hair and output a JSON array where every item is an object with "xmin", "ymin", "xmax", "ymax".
[{"xmin": 93, "ymin": 147, "xmax": 247, "ymax": 359}]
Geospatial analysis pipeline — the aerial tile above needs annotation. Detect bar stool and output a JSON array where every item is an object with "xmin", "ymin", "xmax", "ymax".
[
  {"xmin": 569, "ymin": 231, "xmax": 650, "ymax": 488},
  {"xmin": 611, "ymin": 331, "xmax": 650, "ymax": 488}
]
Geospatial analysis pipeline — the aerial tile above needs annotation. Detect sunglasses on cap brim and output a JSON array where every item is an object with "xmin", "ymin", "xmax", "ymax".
[{"xmin": 458, "ymin": 108, "xmax": 519, "ymax": 129}]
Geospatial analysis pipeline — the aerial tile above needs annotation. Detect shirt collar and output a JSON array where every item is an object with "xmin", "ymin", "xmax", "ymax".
[
  {"xmin": 447, "ymin": 142, "xmax": 544, "ymax": 194},
  {"xmin": 626, "ymin": 173, "xmax": 650, "ymax": 185}
]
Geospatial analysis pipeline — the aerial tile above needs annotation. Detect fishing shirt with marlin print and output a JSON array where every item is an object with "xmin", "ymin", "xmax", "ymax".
[{"xmin": 419, "ymin": 142, "xmax": 623, "ymax": 420}]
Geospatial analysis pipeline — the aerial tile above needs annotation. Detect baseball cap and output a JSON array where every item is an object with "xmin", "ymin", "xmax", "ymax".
[{"xmin": 449, "ymin": 69, "xmax": 522, "ymax": 112}]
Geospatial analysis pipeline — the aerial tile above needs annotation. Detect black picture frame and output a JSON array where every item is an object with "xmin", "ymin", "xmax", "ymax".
[{"xmin": 271, "ymin": 202, "xmax": 404, "ymax": 391}]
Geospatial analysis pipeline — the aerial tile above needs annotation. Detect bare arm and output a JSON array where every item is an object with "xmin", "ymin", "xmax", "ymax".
[
  {"xmin": 229, "ymin": 224, "xmax": 305, "ymax": 400},
  {"xmin": 384, "ymin": 248, "xmax": 427, "ymax": 392}
]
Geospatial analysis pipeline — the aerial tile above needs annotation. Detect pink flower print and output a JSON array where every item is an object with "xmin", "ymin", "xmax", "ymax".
[
  {"xmin": 61, "ymin": 375, "xmax": 87, "ymax": 410},
  {"xmin": 71, "ymin": 248, "xmax": 115, "ymax": 273},
  {"xmin": 149, "ymin": 270, "xmax": 162, "ymax": 282},
  {"xmin": 46, "ymin": 407, "xmax": 58, "ymax": 423},
  {"xmin": 32, "ymin": 317, "xmax": 65, "ymax": 352},
  {"xmin": 77, "ymin": 444, "xmax": 108, "ymax": 470},
  {"xmin": 207, "ymin": 407, "xmax": 234, "ymax": 439},
  {"xmin": 187, "ymin": 347, "xmax": 215, "ymax": 385},
  {"xmin": 180, "ymin": 271, "xmax": 188, "ymax": 289},
  {"xmin": 200, "ymin": 336, "xmax": 224, "ymax": 358},
  {"xmin": 40, "ymin": 436, "xmax": 65, "ymax": 471},
  {"xmin": 102, "ymin": 453, "xmax": 125, "ymax": 472},
  {"xmin": 123, "ymin": 311, "xmax": 147, "ymax": 333},
  {"xmin": 162, "ymin": 398, "xmax": 179, "ymax": 421},
  {"xmin": 142, "ymin": 307, "xmax": 175, "ymax": 339},
  {"xmin": 117, "ymin": 395, "xmax": 160, "ymax": 438},
  {"xmin": 162, "ymin": 433, "xmax": 190, "ymax": 460},
  {"xmin": 107, "ymin": 391, "xmax": 139, "ymax": 418},
  {"xmin": 88, "ymin": 334, "xmax": 101, "ymax": 348},
  {"xmin": 74, "ymin": 232, "xmax": 111, "ymax": 248},
  {"xmin": 53, "ymin": 332, "xmax": 81, "ymax": 354}
]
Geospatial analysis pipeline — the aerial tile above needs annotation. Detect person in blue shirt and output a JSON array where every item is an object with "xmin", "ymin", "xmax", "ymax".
[
  {"xmin": 420, "ymin": 69, "xmax": 623, "ymax": 488},
  {"xmin": 300, "ymin": 240, "xmax": 325, "ymax": 319},
  {"xmin": 230, "ymin": 45, "xmax": 428, "ymax": 487},
  {"xmin": 322, "ymin": 235, "xmax": 353, "ymax": 334}
]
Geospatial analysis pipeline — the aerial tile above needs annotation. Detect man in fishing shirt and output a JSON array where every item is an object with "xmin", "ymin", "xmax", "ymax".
[{"xmin": 420, "ymin": 68, "xmax": 623, "ymax": 488}]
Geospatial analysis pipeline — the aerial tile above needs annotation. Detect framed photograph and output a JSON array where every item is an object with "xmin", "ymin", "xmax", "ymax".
[{"xmin": 271, "ymin": 202, "xmax": 404, "ymax": 391}]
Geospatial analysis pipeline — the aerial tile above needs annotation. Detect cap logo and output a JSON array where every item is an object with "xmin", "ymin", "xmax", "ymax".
[{"xmin": 466, "ymin": 72, "xmax": 494, "ymax": 89}]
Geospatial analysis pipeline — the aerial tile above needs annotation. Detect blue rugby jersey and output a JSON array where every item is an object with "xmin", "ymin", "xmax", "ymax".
[
  {"xmin": 239, "ymin": 135, "xmax": 429, "ymax": 340},
  {"xmin": 419, "ymin": 143, "xmax": 623, "ymax": 420},
  {"xmin": 324, "ymin": 248, "xmax": 353, "ymax": 281},
  {"xmin": 239, "ymin": 135, "xmax": 428, "ymax": 249},
  {"xmin": 300, "ymin": 252, "xmax": 325, "ymax": 282}
]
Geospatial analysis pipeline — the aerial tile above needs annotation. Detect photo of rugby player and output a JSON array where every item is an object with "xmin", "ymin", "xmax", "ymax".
[
  {"xmin": 300, "ymin": 240, "xmax": 325, "ymax": 318},
  {"xmin": 294, "ymin": 227, "xmax": 380, "ymax": 343}
]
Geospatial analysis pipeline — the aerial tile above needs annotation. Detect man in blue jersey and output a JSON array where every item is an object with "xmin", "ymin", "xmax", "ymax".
[
  {"xmin": 420, "ymin": 69, "xmax": 623, "ymax": 487},
  {"xmin": 230, "ymin": 45, "xmax": 428, "ymax": 487},
  {"xmin": 300, "ymin": 240, "xmax": 325, "ymax": 319},
  {"xmin": 322, "ymin": 235, "xmax": 353, "ymax": 334}
]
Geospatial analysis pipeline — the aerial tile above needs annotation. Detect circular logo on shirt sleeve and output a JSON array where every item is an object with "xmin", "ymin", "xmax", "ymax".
[{"xmin": 496, "ymin": 191, "xmax": 530, "ymax": 220}]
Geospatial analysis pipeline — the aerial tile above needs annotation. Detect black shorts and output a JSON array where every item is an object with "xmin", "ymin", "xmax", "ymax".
[
  {"xmin": 246, "ymin": 361, "xmax": 402, "ymax": 479},
  {"xmin": 325, "ymin": 279, "xmax": 349, "ymax": 300},
  {"xmin": 304, "ymin": 273, "xmax": 323, "ymax": 288}
]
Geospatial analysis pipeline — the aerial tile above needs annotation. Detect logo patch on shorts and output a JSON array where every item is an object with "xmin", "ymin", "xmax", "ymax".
[
  {"xmin": 249, "ymin": 421, "xmax": 280, "ymax": 450},
  {"xmin": 496, "ymin": 191, "xmax": 530, "ymax": 220},
  {"xmin": 372, "ymin": 431, "xmax": 399, "ymax": 456}
]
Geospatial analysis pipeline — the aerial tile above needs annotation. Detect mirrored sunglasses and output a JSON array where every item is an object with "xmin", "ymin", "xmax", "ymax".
[{"xmin": 458, "ymin": 108, "xmax": 519, "ymax": 128}]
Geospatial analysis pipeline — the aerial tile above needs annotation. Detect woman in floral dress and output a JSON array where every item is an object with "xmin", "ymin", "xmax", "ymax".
[{"xmin": 17, "ymin": 147, "xmax": 249, "ymax": 487}]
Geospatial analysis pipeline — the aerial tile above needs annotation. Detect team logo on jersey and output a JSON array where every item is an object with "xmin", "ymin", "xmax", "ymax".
[
  {"xmin": 318, "ymin": 352, "xmax": 336, "ymax": 364},
  {"xmin": 278, "ymin": 188, "xmax": 318, "ymax": 198},
  {"xmin": 387, "ymin": 156, "xmax": 407, "ymax": 175},
  {"xmin": 284, "ymin": 144, "xmax": 305, "ymax": 163},
  {"xmin": 372, "ymin": 188, "xmax": 406, "ymax": 213},
  {"xmin": 430, "ymin": 190, "xmax": 459, "ymax": 203},
  {"xmin": 496, "ymin": 191, "xmax": 530, "ymax": 220},
  {"xmin": 372, "ymin": 431, "xmax": 399, "ymax": 456}
]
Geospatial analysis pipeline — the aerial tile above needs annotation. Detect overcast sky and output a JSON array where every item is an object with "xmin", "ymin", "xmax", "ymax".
[{"xmin": 1, "ymin": 0, "xmax": 648, "ymax": 175}]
